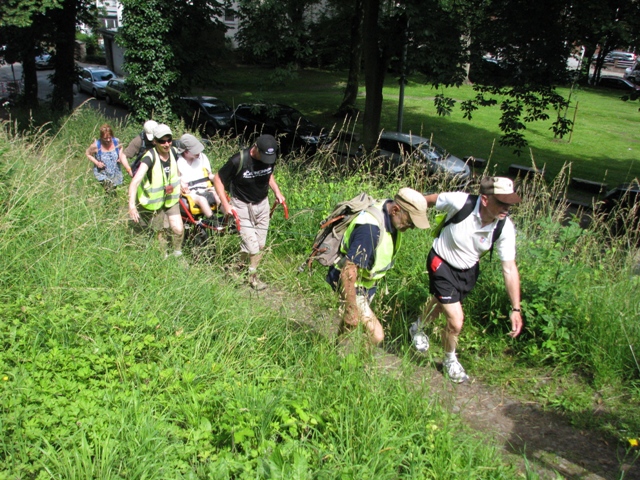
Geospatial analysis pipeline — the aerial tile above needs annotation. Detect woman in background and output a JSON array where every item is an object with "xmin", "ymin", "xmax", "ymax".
[{"xmin": 86, "ymin": 123, "xmax": 132, "ymax": 191}]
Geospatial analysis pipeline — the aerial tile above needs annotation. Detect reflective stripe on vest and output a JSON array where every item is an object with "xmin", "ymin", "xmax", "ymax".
[
  {"xmin": 137, "ymin": 149, "xmax": 181, "ymax": 210},
  {"xmin": 340, "ymin": 201, "xmax": 401, "ymax": 289}
]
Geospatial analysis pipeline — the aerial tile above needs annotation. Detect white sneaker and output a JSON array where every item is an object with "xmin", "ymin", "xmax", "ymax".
[
  {"xmin": 443, "ymin": 357, "xmax": 469, "ymax": 383},
  {"xmin": 409, "ymin": 320, "xmax": 430, "ymax": 352}
]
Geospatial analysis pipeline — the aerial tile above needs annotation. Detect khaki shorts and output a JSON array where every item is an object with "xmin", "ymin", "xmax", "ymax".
[
  {"xmin": 231, "ymin": 197, "xmax": 270, "ymax": 255},
  {"xmin": 139, "ymin": 202, "xmax": 182, "ymax": 231}
]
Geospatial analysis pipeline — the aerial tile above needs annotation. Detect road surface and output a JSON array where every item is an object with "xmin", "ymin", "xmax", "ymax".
[{"xmin": 0, "ymin": 62, "xmax": 129, "ymax": 123}]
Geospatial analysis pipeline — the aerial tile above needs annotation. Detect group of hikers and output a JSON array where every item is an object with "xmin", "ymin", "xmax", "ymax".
[{"xmin": 85, "ymin": 120, "xmax": 523, "ymax": 383}]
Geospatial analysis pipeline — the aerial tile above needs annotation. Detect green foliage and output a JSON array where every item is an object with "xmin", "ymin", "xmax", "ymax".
[
  {"xmin": 118, "ymin": 0, "xmax": 228, "ymax": 122},
  {"xmin": 118, "ymin": 0, "xmax": 178, "ymax": 122},
  {"xmin": 236, "ymin": 0, "xmax": 315, "ymax": 67},
  {"xmin": 0, "ymin": 112, "xmax": 520, "ymax": 479}
]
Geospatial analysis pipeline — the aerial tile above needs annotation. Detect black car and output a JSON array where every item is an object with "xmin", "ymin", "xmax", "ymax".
[
  {"xmin": 231, "ymin": 103, "xmax": 330, "ymax": 155},
  {"xmin": 178, "ymin": 96, "xmax": 233, "ymax": 137},
  {"xmin": 596, "ymin": 75, "xmax": 640, "ymax": 94},
  {"xmin": 597, "ymin": 182, "xmax": 640, "ymax": 239}
]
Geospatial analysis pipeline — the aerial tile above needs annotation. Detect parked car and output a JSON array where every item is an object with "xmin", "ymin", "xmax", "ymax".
[
  {"xmin": 35, "ymin": 53, "xmax": 53, "ymax": 70},
  {"xmin": 231, "ymin": 103, "xmax": 330, "ymax": 155},
  {"xmin": 104, "ymin": 78, "xmax": 127, "ymax": 107},
  {"xmin": 596, "ymin": 182, "xmax": 640, "ymax": 240},
  {"xmin": 624, "ymin": 62, "xmax": 640, "ymax": 83},
  {"xmin": 375, "ymin": 131, "xmax": 471, "ymax": 182},
  {"xmin": 604, "ymin": 51, "xmax": 636, "ymax": 65},
  {"xmin": 178, "ymin": 96, "xmax": 233, "ymax": 137},
  {"xmin": 77, "ymin": 66, "xmax": 116, "ymax": 98},
  {"xmin": 595, "ymin": 75, "xmax": 640, "ymax": 97}
]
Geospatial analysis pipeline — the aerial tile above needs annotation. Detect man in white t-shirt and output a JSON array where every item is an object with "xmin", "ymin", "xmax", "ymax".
[
  {"xmin": 177, "ymin": 134, "xmax": 220, "ymax": 220},
  {"xmin": 411, "ymin": 177, "xmax": 523, "ymax": 383}
]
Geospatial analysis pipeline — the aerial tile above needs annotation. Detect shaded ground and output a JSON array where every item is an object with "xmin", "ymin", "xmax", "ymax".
[{"xmin": 247, "ymin": 283, "xmax": 639, "ymax": 480}]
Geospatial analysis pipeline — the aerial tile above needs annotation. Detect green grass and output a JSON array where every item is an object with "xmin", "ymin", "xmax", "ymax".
[
  {"xmin": 0, "ymin": 113, "xmax": 522, "ymax": 478},
  {"xmin": 1, "ymin": 78, "xmax": 640, "ymax": 477},
  {"xmin": 202, "ymin": 65, "xmax": 640, "ymax": 186}
]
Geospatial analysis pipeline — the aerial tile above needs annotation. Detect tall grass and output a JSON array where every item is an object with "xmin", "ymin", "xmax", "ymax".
[{"xmin": 0, "ymin": 114, "xmax": 524, "ymax": 478}]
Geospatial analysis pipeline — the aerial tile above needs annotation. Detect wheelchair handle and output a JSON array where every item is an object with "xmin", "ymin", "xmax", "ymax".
[{"xmin": 270, "ymin": 200, "xmax": 289, "ymax": 220}]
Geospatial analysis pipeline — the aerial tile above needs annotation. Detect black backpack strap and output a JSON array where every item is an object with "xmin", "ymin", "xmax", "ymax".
[
  {"xmin": 488, "ymin": 217, "xmax": 507, "ymax": 261},
  {"xmin": 438, "ymin": 194, "xmax": 478, "ymax": 236}
]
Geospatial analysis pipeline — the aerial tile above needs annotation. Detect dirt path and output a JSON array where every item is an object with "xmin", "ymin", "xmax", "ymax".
[
  {"xmin": 374, "ymin": 350, "xmax": 637, "ymax": 480},
  {"xmin": 253, "ymin": 285, "xmax": 639, "ymax": 480}
]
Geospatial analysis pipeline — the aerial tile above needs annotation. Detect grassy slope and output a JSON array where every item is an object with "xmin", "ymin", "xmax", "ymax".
[
  {"xmin": 204, "ymin": 66, "xmax": 640, "ymax": 186},
  {"xmin": 0, "ymin": 112, "xmax": 518, "ymax": 478}
]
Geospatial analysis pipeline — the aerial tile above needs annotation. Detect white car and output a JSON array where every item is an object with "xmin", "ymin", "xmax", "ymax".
[
  {"xmin": 376, "ymin": 131, "xmax": 471, "ymax": 182},
  {"xmin": 624, "ymin": 62, "xmax": 640, "ymax": 83},
  {"xmin": 77, "ymin": 66, "xmax": 116, "ymax": 98}
]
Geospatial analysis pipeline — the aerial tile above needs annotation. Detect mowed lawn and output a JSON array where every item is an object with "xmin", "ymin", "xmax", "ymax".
[{"xmin": 205, "ymin": 66, "xmax": 640, "ymax": 187}]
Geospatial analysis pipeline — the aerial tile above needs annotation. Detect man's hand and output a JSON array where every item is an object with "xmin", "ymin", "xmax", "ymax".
[
  {"xmin": 128, "ymin": 206, "xmax": 140, "ymax": 223},
  {"xmin": 509, "ymin": 310, "xmax": 523, "ymax": 338}
]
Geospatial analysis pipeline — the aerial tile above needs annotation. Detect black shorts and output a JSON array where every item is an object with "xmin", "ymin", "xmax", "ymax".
[{"xmin": 427, "ymin": 248, "xmax": 479, "ymax": 304}]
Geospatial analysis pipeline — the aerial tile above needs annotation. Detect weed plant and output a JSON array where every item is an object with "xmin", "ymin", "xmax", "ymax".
[{"xmin": 0, "ymin": 114, "xmax": 522, "ymax": 478}]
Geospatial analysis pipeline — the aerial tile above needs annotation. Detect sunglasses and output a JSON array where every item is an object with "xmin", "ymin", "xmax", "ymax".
[
  {"xmin": 156, "ymin": 137, "xmax": 172, "ymax": 145},
  {"xmin": 493, "ymin": 197, "xmax": 512, "ymax": 209}
]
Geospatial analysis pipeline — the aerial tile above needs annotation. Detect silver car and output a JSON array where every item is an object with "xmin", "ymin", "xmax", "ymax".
[
  {"xmin": 78, "ymin": 67, "xmax": 116, "ymax": 98},
  {"xmin": 376, "ymin": 131, "xmax": 471, "ymax": 181}
]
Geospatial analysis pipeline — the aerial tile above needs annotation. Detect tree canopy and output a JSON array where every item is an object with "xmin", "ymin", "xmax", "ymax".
[{"xmin": 118, "ymin": 0, "xmax": 227, "ymax": 122}]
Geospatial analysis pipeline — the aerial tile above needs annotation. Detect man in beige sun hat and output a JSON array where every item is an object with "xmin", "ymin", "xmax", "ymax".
[
  {"xmin": 326, "ymin": 187, "xmax": 430, "ymax": 345},
  {"xmin": 410, "ymin": 177, "xmax": 523, "ymax": 383}
]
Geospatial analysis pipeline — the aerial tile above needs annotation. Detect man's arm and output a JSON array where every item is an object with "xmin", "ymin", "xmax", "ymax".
[
  {"xmin": 128, "ymin": 162, "xmax": 150, "ymax": 223},
  {"xmin": 212, "ymin": 173, "xmax": 232, "ymax": 215},
  {"xmin": 501, "ymin": 259, "xmax": 523, "ymax": 338},
  {"xmin": 424, "ymin": 193, "xmax": 438, "ymax": 207},
  {"xmin": 339, "ymin": 261, "xmax": 359, "ymax": 326},
  {"xmin": 123, "ymin": 135, "xmax": 142, "ymax": 160},
  {"xmin": 269, "ymin": 174, "xmax": 285, "ymax": 204}
]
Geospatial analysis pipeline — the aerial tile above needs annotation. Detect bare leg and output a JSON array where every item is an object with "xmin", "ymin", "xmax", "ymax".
[
  {"xmin": 439, "ymin": 302, "xmax": 464, "ymax": 353},
  {"xmin": 194, "ymin": 194, "xmax": 213, "ymax": 218}
]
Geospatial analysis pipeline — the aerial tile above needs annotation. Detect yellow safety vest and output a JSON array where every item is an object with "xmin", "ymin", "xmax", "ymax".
[
  {"xmin": 340, "ymin": 201, "xmax": 401, "ymax": 289},
  {"xmin": 137, "ymin": 148, "xmax": 181, "ymax": 210}
]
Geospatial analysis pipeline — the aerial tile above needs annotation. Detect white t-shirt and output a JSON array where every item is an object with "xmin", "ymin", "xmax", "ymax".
[
  {"xmin": 177, "ymin": 153, "xmax": 212, "ymax": 191},
  {"xmin": 432, "ymin": 192, "xmax": 516, "ymax": 270}
]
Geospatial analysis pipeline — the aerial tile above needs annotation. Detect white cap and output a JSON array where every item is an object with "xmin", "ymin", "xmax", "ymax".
[{"xmin": 143, "ymin": 120, "xmax": 159, "ymax": 141}]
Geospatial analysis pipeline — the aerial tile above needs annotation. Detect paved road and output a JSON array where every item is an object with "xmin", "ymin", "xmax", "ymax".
[{"xmin": 0, "ymin": 62, "xmax": 130, "ymax": 123}]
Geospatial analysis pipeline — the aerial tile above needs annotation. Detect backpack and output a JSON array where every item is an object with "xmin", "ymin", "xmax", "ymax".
[
  {"xmin": 95, "ymin": 138, "xmax": 120, "ymax": 162},
  {"xmin": 433, "ymin": 194, "xmax": 506, "ymax": 260},
  {"xmin": 129, "ymin": 133, "xmax": 155, "ymax": 176},
  {"xmin": 299, "ymin": 193, "xmax": 386, "ymax": 273},
  {"xmin": 221, "ymin": 148, "xmax": 251, "ymax": 195}
]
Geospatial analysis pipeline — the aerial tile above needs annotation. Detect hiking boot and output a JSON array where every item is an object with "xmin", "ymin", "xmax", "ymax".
[
  {"xmin": 249, "ymin": 277, "xmax": 267, "ymax": 291},
  {"xmin": 409, "ymin": 320, "xmax": 429, "ymax": 353},
  {"xmin": 443, "ymin": 357, "xmax": 469, "ymax": 383}
]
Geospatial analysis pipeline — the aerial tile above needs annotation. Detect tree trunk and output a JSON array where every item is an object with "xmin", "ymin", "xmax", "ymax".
[
  {"xmin": 336, "ymin": 0, "xmax": 364, "ymax": 118},
  {"xmin": 361, "ymin": 0, "xmax": 390, "ymax": 151},
  {"xmin": 17, "ymin": 28, "xmax": 39, "ymax": 109},
  {"xmin": 50, "ymin": 0, "xmax": 78, "ymax": 111}
]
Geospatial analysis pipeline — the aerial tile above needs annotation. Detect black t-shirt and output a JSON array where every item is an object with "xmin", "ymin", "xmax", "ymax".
[{"xmin": 218, "ymin": 150, "xmax": 273, "ymax": 204}]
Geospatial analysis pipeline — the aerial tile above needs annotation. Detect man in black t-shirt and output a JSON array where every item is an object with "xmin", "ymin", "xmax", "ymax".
[{"xmin": 213, "ymin": 134, "xmax": 285, "ymax": 290}]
